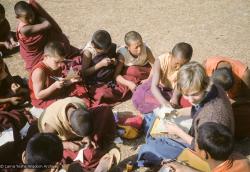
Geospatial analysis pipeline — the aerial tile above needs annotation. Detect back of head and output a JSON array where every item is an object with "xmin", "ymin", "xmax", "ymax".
[
  {"xmin": 124, "ymin": 31, "xmax": 142, "ymax": 46},
  {"xmin": 197, "ymin": 122, "xmax": 234, "ymax": 161},
  {"xmin": 211, "ymin": 68, "xmax": 234, "ymax": 91},
  {"xmin": 14, "ymin": 1, "xmax": 32, "ymax": 17},
  {"xmin": 25, "ymin": 133, "xmax": 63, "ymax": 165},
  {"xmin": 177, "ymin": 61, "xmax": 209, "ymax": 95},
  {"xmin": 91, "ymin": 30, "xmax": 112, "ymax": 50},
  {"xmin": 44, "ymin": 41, "xmax": 65, "ymax": 59},
  {"xmin": 70, "ymin": 108, "xmax": 92, "ymax": 137},
  {"xmin": 0, "ymin": 3, "xmax": 5, "ymax": 15},
  {"xmin": 172, "ymin": 42, "xmax": 193, "ymax": 61}
]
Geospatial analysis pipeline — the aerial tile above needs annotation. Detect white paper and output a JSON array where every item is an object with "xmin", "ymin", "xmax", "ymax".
[
  {"xmin": 29, "ymin": 106, "xmax": 44, "ymax": 118},
  {"xmin": 20, "ymin": 122, "xmax": 30, "ymax": 139},
  {"xmin": 153, "ymin": 106, "xmax": 174, "ymax": 119},
  {"xmin": 74, "ymin": 148, "xmax": 84, "ymax": 163},
  {"xmin": 0, "ymin": 128, "xmax": 14, "ymax": 146}
]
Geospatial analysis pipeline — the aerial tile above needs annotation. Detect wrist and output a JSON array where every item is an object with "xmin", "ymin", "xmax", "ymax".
[
  {"xmin": 7, "ymin": 98, "xmax": 12, "ymax": 103},
  {"xmin": 52, "ymin": 83, "xmax": 59, "ymax": 90},
  {"xmin": 96, "ymin": 62, "xmax": 102, "ymax": 69}
]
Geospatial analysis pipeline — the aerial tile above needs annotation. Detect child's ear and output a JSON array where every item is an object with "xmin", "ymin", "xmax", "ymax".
[{"xmin": 22, "ymin": 151, "xmax": 26, "ymax": 163}]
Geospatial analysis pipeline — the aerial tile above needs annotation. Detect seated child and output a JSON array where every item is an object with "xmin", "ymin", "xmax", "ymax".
[
  {"xmin": 81, "ymin": 30, "xmax": 130, "ymax": 107},
  {"xmin": 29, "ymin": 41, "xmax": 90, "ymax": 109},
  {"xmin": 161, "ymin": 122, "xmax": 250, "ymax": 172},
  {"xmin": 15, "ymin": 0, "xmax": 73, "ymax": 72},
  {"xmin": 132, "ymin": 42, "xmax": 193, "ymax": 113},
  {"xmin": 163, "ymin": 62, "xmax": 234, "ymax": 146},
  {"xmin": 22, "ymin": 133, "xmax": 63, "ymax": 172},
  {"xmin": 0, "ymin": 4, "xmax": 18, "ymax": 56},
  {"xmin": 0, "ymin": 57, "xmax": 29, "ymax": 111},
  {"xmin": 205, "ymin": 56, "xmax": 250, "ymax": 138},
  {"xmin": 116, "ymin": 31, "xmax": 155, "ymax": 92},
  {"xmin": 204, "ymin": 56, "xmax": 250, "ymax": 100},
  {"xmin": 38, "ymin": 97, "xmax": 116, "ymax": 170}
]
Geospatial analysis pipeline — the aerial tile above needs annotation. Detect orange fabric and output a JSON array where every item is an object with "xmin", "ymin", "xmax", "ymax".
[
  {"xmin": 204, "ymin": 56, "xmax": 248, "ymax": 98},
  {"xmin": 158, "ymin": 53, "xmax": 178, "ymax": 89},
  {"xmin": 213, "ymin": 153, "xmax": 250, "ymax": 172}
]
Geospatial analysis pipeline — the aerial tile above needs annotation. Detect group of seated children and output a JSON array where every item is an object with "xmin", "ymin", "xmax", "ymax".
[{"xmin": 0, "ymin": 0, "xmax": 250, "ymax": 172}]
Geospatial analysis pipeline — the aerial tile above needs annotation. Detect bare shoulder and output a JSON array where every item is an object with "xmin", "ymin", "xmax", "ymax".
[{"xmin": 32, "ymin": 68, "xmax": 46, "ymax": 81}]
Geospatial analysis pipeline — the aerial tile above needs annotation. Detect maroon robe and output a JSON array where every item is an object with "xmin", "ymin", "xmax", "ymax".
[
  {"xmin": 121, "ymin": 64, "xmax": 151, "ymax": 85},
  {"xmin": 29, "ymin": 61, "xmax": 90, "ymax": 109},
  {"xmin": 17, "ymin": 0, "xmax": 79, "ymax": 72}
]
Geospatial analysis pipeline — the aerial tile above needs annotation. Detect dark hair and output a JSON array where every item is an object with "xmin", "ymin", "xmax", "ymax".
[
  {"xmin": 14, "ymin": 1, "xmax": 33, "ymax": 17},
  {"xmin": 124, "ymin": 31, "xmax": 142, "ymax": 45},
  {"xmin": 0, "ymin": 4, "xmax": 5, "ymax": 15},
  {"xmin": 44, "ymin": 41, "xmax": 66, "ymax": 58},
  {"xmin": 172, "ymin": 42, "xmax": 193, "ymax": 61},
  {"xmin": 91, "ymin": 30, "xmax": 112, "ymax": 50},
  {"xmin": 197, "ymin": 122, "xmax": 234, "ymax": 161},
  {"xmin": 211, "ymin": 67, "xmax": 234, "ymax": 91},
  {"xmin": 25, "ymin": 133, "xmax": 63, "ymax": 165},
  {"xmin": 70, "ymin": 108, "xmax": 92, "ymax": 137}
]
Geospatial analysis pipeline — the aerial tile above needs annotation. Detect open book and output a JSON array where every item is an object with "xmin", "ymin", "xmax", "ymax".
[{"xmin": 150, "ymin": 107, "xmax": 192, "ymax": 137}]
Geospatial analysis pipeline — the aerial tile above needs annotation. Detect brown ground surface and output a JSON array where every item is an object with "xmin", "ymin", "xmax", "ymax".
[{"xmin": 1, "ymin": 0, "xmax": 250, "ymax": 171}]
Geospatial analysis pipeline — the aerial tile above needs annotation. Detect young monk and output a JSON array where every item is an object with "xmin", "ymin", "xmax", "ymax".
[
  {"xmin": 203, "ymin": 56, "xmax": 250, "ymax": 100},
  {"xmin": 163, "ymin": 62, "xmax": 234, "ymax": 147},
  {"xmin": 0, "ymin": 57, "xmax": 29, "ymax": 111},
  {"xmin": 132, "ymin": 42, "xmax": 193, "ymax": 113},
  {"xmin": 116, "ymin": 31, "xmax": 155, "ymax": 92},
  {"xmin": 161, "ymin": 122, "xmax": 250, "ymax": 172},
  {"xmin": 29, "ymin": 41, "xmax": 89, "ymax": 109},
  {"xmin": 22, "ymin": 133, "xmax": 63, "ymax": 172},
  {"xmin": 15, "ymin": 0, "xmax": 73, "ymax": 72},
  {"xmin": 38, "ymin": 96, "xmax": 116, "ymax": 170},
  {"xmin": 22, "ymin": 133, "xmax": 119, "ymax": 172},
  {"xmin": 81, "ymin": 30, "xmax": 130, "ymax": 107}
]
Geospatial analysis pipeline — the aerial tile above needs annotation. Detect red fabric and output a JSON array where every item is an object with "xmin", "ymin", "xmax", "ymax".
[
  {"xmin": 29, "ymin": 61, "xmax": 90, "ymax": 108},
  {"xmin": 117, "ymin": 115, "xmax": 143, "ymax": 130},
  {"xmin": 0, "ymin": 110, "xmax": 38, "ymax": 167},
  {"xmin": 17, "ymin": 22, "xmax": 47, "ymax": 72},
  {"xmin": 29, "ymin": 0, "xmax": 79, "ymax": 58},
  {"xmin": 63, "ymin": 106, "xmax": 116, "ymax": 169},
  {"xmin": 17, "ymin": 1, "xmax": 79, "ymax": 72},
  {"xmin": 88, "ymin": 82, "xmax": 131, "ymax": 107},
  {"xmin": 29, "ymin": 61, "xmax": 62, "ymax": 108},
  {"xmin": 122, "ymin": 64, "xmax": 151, "ymax": 84}
]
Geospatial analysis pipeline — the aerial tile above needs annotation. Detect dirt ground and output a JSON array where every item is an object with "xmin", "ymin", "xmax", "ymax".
[{"xmin": 1, "ymin": 0, "xmax": 250, "ymax": 171}]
